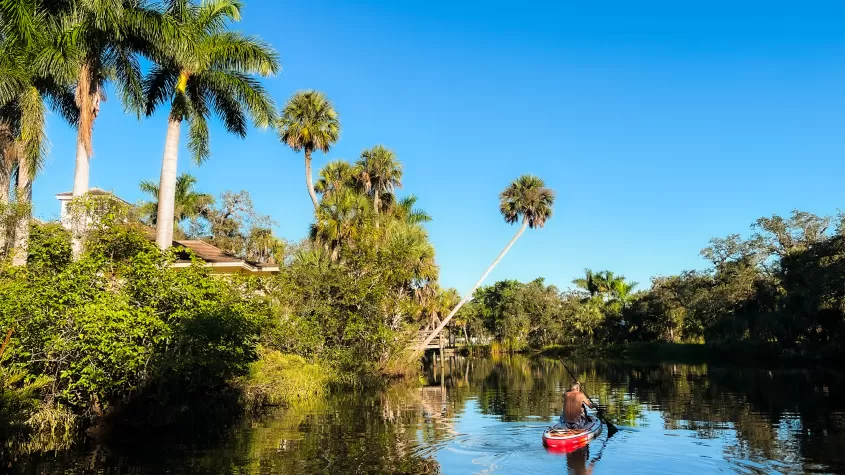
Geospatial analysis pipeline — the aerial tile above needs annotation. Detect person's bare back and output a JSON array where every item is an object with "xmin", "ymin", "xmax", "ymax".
[{"xmin": 561, "ymin": 382, "xmax": 595, "ymax": 427}]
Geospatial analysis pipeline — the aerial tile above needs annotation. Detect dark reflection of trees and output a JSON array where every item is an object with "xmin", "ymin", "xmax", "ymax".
[
  {"xmin": 11, "ymin": 357, "xmax": 845, "ymax": 474},
  {"xmin": 9, "ymin": 391, "xmax": 441, "ymax": 475},
  {"xmin": 429, "ymin": 355, "xmax": 845, "ymax": 472},
  {"xmin": 561, "ymin": 359, "xmax": 845, "ymax": 472},
  {"xmin": 424, "ymin": 354, "xmax": 644, "ymax": 425}
]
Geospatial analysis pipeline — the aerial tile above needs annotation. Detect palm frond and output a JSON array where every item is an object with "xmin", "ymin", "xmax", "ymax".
[
  {"xmin": 204, "ymin": 31, "xmax": 278, "ymax": 76},
  {"xmin": 142, "ymin": 64, "xmax": 177, "ymax": 116},
  {"xmin": 186, "ymin": 107, "xmax": 210, "ymax": 163},
  {"xmin": 104, "ymin": 43, "xmax": 144, "ymax": 117},
  {"xmin": 195, "ymin": 0, "xmax": 242, "ymax": 34}
]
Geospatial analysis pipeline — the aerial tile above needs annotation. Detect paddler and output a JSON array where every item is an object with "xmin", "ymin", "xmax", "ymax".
[{"xmin": 559, "ymin": 382, "xmax": 595, "ymax": 429}]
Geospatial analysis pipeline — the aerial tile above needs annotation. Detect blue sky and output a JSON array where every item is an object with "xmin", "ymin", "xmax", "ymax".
[{"xmin": 31, "ymin": 0, "xmax": 845, "ymax": 293}]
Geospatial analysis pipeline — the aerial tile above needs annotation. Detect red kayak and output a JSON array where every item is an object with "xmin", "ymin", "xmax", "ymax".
[{"xmin": 542, "ymin": 417, "xmax": 602, "ymax": 452}]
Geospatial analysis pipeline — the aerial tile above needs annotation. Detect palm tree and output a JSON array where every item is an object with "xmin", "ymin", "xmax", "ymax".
[
  {"xmin": 573, "ymin": 268, "xmax": 601, "ymax": 296},
  {"xmin": 357, "ymin": 145, "xmax": 402, "ymax": 214},
  {"xmin": 0, "ymin": 5, "xmax": 77, "ymax": 265},
  {"xmin": 314, "ymin": 159, "xmax": 356, "ymax": 199},
  {"xmin": 139, "ymin": 173, "xmax": 213, "ymax": 236},
  {"xmin": 414, "ymin": 175, "xmax": 554, "ymax": 355},
  {"xmin": 143, "ymin": 0, "xmax": 278, "ymax": 250},
  {"xmin": 309, "ymin": 188, "xmax": 371, "ymax": 261},
  {"xmin": 393, "ymin": 194, "xmax": 432, "ymax": 225},
  {"xmin": 609, "ymin": 278, "xmax": 638, "ymax": 309},
  {"xmin": 55, "ymin": 0, "xmax": 180, "ymax": 198},
  {"xmin": 277, "ymin": 90, "xmax": 340, "ymax": 210}
]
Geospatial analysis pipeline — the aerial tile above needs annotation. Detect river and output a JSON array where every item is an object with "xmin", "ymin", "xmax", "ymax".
[{"xmin": 11, "ymin": 355, "xmax": 845, "ymax": 474}]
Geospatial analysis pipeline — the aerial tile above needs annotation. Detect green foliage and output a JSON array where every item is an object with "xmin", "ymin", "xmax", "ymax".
[
  {"xmin": 485, "ymin": 209, "xmax": 845, "ymax": 360},
  {"xmin": 138, "ymin": 173, "xmax": 213, "ymax": 232},
  {"xmin": 235, "ymin": 348, "xmax": 334, "ymax": 410},
  {"xmin": 25, "ymin": 222, "xmax": 71, "ymax": 270},
  {"xmin": 0, "ymin": 222, "xmax": 266, "ymax": 418}
]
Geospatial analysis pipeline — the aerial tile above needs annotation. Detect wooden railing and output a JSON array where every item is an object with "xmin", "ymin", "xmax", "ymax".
[{"xmin": 408, "ymin": 329, "xmax": 444, "ymax": 351}]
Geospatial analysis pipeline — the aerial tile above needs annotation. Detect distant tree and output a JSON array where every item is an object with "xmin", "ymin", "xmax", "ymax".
[
  {"xmin": 139, "ymin": 173, "xmax": 213, "ymax": 237},
  {"xmin": 356, "ymin": 145, "xmax": 402, "ymax": 215}
]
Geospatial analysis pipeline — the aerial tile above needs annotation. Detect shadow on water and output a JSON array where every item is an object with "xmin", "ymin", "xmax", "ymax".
[{"xmin": 8, "ymin": 355, "xmax": 845, "ymax": 474}]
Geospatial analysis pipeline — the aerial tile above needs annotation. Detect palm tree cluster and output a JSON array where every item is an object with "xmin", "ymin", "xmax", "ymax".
[
  {"xmin": 573, "ymin": 269, "xmax": 638, "ymax": 306},
  {"xmin": 0, "ymin": 0, "xmax": 278, "ymax": 262},
  {"xmin": 1, "ymin": 1, "xmax": 558, "ymax": 358}
]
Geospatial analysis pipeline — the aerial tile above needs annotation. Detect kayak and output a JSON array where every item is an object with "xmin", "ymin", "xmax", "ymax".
[{"xmin": 542, "ymin": 416, "xmax": 602, "ymax": 451}]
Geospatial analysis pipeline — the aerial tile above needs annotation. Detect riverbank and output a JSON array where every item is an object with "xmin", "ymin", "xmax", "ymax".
[{"xmin": 536, "ymin": 341, "xmax": 845, "ymax": 365}]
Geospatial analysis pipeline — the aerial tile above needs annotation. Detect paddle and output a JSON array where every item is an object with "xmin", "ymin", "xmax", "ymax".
[{"xmin": 561, "ymin": 361, "xmax": 618, "ymax": 436}]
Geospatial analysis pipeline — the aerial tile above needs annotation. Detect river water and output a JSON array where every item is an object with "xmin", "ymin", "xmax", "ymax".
[{"xmin": 12, "ymin": 356, "xmax": 845, "ymax": 474}]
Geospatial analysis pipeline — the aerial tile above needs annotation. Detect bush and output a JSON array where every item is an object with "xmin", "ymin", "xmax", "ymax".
[
  {"xmin": 0, "ymin": 223, "xmax": 266, "ymax": 417},
  {"xmin": 235, "ymin": 348, "xmax": 333, "ymax": 411}
]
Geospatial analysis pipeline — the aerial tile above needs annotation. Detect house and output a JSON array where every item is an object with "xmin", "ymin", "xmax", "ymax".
[{"xmin": 56, "ymin": 189, "xmax": 279, "ymax": 276}]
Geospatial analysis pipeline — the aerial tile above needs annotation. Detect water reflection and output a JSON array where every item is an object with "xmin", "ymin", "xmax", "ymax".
[{"xmin": 8, "ymin": 355, "xmax": 845, "ymax": 474}]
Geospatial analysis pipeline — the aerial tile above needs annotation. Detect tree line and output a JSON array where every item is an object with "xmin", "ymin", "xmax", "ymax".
[{"xmin": 458, "ymin": 210, "xmax": 845, "ymax": 358}]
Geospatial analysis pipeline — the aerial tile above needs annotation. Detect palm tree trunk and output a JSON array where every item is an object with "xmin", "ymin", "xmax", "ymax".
[
  {"xmin": 305, "ymin": 147, "xmax": 319, "ymax": 209},
  {"xmin": 72, "ymin": 136, "xmax": 90, "ymax": 196},
  {"xmin": 155, "ymin": 117, "xmax": 181, "ymax": 250},
  {"xmin": 374, "ymin": 189, "xmax": 380, "ymax": 228},
  {"xmin": 0, "ymin": 170, "xmax": 9, "ymax": 255},
  {"xmin": 11, "ymin": 163, "xmax": 31, "ymax": 266},
  {"xmin": 413, "ymin": 218, "xmax": 529, "ymax": 357},
  {"xmin": 72, "ymin": 63, "xmax": 96, "ymax": 197}
]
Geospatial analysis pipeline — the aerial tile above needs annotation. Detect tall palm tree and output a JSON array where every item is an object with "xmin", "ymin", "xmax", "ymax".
[
  {"xmin": 314, "ymin": 159, "xmax": 356, "ymax": 199},
  {"xmin": 414, "ymin": 175, "xmax": 554, "ymax": 355},
  {"xmin": 144, "ymin": 0, "xmax": 278, "ymax": 250},
  {"xmin": 357, "ymin": 145, "xmax": 402, "ymax": 214},
  {"xmin": 0, "ymin": 4, "xmax": 77, "ymax": 264},
  {"xmin": 55, "ymin": 0, "xmax": 180, "ymax": 197},
  {"xmin": 277, "ymin": 90, "xmax": 340, "ymax": 210},
  {"xmin": 139, "ymin": 173, "xmax": 213, "ymax": 236}
]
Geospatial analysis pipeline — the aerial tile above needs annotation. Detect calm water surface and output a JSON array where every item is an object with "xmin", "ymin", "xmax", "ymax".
[{"xmin": 13, "ymin": 356, "xmax": 845, "ymax": 474}]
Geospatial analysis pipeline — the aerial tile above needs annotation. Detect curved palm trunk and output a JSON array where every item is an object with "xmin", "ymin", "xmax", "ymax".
[
  {"xmin": 11, "ymin": 163, "xmax": 31, "ymax": 266},
  {"xmin": 413, "ymin": 219, "xmax": 529, "ymax": 357},
  {"xmin": 305, "ymin": 147, "xmax": 319, "ymax": 209},
  {"xmin": 155, "ymin": 117, "xmax": 181, "ymax": 249}
]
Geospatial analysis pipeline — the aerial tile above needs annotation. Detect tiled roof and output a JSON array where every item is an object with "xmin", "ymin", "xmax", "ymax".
[{"xmin": 173, "ymin": 240, "xmax": 243, "ymax": 263}]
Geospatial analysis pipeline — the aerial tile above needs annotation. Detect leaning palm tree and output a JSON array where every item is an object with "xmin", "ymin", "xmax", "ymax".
[
  {"xmin": 413, "ymin": 175, "xmax": 554, "ymax": 356},
  {"xmin": 357, "ymin": 145, "xmax": 402, "ymax": 214},
  {"xmin": 277, "ymin": 91, "xmax": 340, "ymax": 210},
  {"xmin": 139, "ymin": 173, "xmax": 213, "ymax": 236},
  {"xmin": 143, "ymin": 0, "xmax": 278, "ymax": 249}
]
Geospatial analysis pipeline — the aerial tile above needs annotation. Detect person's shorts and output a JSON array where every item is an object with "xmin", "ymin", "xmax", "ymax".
[{"xmin": 559, "ymin": 413, "xmax": 588, "ymax": 429}]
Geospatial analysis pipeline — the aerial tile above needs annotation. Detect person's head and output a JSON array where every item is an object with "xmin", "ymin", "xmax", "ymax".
[{"xmin": 569, "ymin": 382, "xmax": 581, "ymax": 393}]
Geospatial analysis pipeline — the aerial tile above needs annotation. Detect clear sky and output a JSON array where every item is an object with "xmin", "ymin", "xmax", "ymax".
[{"xmin": 30, "ymin": 0, "xmax": 845, "ymax": 293}]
